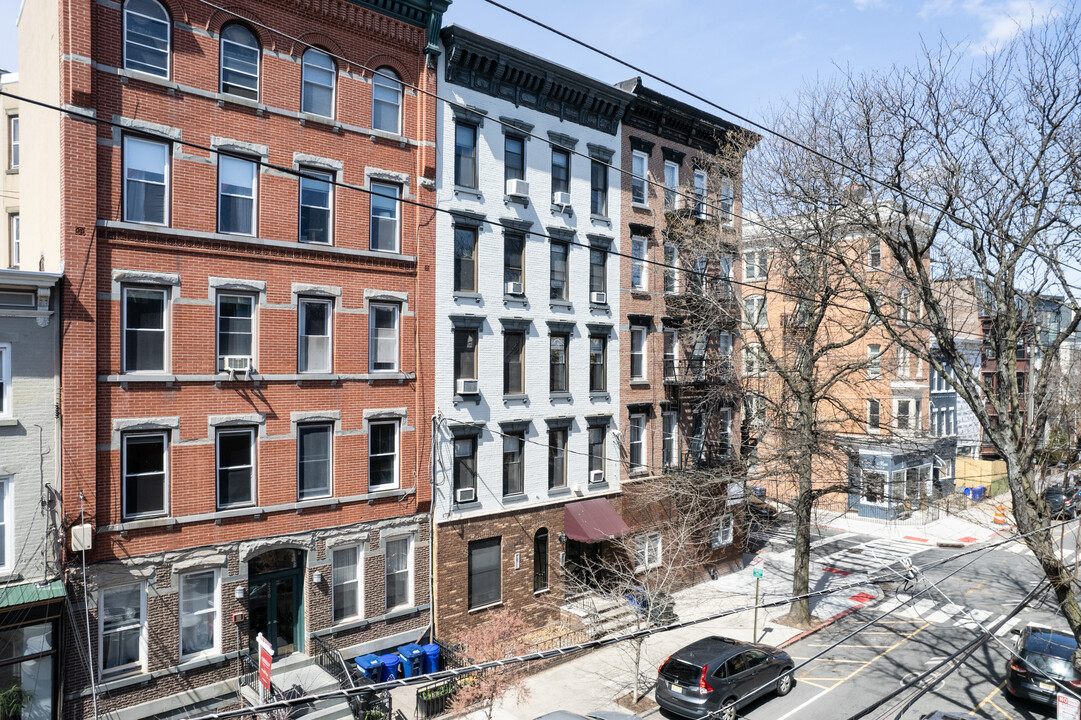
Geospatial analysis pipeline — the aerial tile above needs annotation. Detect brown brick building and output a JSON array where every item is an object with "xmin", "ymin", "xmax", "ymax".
[{"xmin": 17, "ymin": 0, "xmax": 448, "ymax": 716}]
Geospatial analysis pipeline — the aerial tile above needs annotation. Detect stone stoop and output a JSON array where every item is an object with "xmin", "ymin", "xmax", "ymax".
[
  {"xmin": 563, "ymin": 591, "xmax": 643, "ymax": 640},
  {"xmin": 240, "ymin": 653, "xmax": 355, "ymax": 720}
]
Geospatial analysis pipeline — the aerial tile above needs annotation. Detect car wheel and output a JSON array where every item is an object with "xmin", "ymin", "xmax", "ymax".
[
  {"xmin": 776, "ymin": 669, "xmax": 794, "ymax": 696},
  {"xmin": 719, "ymin": 699, "xmax": 738, "ymax": 720}
]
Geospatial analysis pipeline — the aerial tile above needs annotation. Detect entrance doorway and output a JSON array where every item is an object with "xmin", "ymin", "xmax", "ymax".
[
  {"xmin": 248, "ymin": 548, "xmax": 304, "ymax": 656},
  {"xmin": 565, "ymin": 539, "xmax": 606, "ymax": 591}
]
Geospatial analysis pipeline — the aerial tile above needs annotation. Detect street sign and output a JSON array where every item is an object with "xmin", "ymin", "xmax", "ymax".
[
  {"xmin": 753, "ymin": 569, "xmax": 764, "ymax": 579},
  {"xmin": 1058, "ymin": 692, "xmax": 1080, "ymax": 720},
  {"xmin": 750, "ymin": 556, "xmax": 763, "ymax": 567},
  {"xmin": 257, "ymin": 632, "xmax": 274, "ymax": 692}
]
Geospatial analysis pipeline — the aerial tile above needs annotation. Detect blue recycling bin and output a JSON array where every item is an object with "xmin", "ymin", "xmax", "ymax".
[
  {"xmin": 753, "ymin": 486, "xmax": 767, "ymax": 498},
  {"xmin": 355, "ymin": 654, "xmax": 380, "ymax": 679},
  {"xmin": 963, "ymin": 487, "xmax": 973, "ymax": 498},
  {"xmin": 379, "ymin": 653, "xmax": 401, "ymax": 682},
  {"xmin": 398, "ymin": 643, "xmax": 423, "ymax": 678},
  {"xmin": 975, "ymin": 486, "xmax": 986, "ymax": 501},
  {"xmin": 421, "ymin": 643, "xmax": 441, "ymax": 674}
]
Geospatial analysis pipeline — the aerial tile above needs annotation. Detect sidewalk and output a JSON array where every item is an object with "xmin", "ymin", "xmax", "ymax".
[{"xmin": 812, "ymin": 495, "xmax": 1011, "ymax": 547}]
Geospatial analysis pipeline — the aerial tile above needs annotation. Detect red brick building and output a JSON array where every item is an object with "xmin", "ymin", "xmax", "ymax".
[{"xmin": 17, "ymin": 0, "xmax": 447, "ymax": 716}]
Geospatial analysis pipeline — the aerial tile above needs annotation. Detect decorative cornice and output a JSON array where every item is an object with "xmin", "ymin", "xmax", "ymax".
[{"xmin": 295, "ymin": 0, "xmax": 450, "ymax": 57}]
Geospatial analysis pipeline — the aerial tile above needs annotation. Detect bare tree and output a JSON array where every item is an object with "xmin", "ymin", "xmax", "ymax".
[{"xmin": 447, "ymin": 609, "xmax": 532, "ymax": 720}]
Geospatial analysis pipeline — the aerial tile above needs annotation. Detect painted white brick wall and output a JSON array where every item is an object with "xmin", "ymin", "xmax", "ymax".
[{"xmin": 433, "ymin": 53, "xmax": 624, "ymax": 523}]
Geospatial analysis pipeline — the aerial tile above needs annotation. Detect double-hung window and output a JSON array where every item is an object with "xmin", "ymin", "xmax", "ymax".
[
  {"xmin": 743, "ymin": 343, "xmax": 765, "ymax": 377},
  {"xmin": 550, "ymin": 243, "xmax": 569, "ymax": 300},
  {"xmin": 372, "ymin": 68, "xmax": 402, "ymax": 134},
  {"xmin": 629, "ymin": 414, "xmax": 645, "ymax": 470},
  {"xmin": 663, "ymin": 330, "xmax": 678, "ymax": 380},
  {"xmin": 385, "ymin": 535, "xmax": 412, "ymax": 610},
  {"xmin": 630, "ymin": 237, "xmax": 647, "ymax": 291},
  {"xmin": 122, "ymin": 432, "xmax": 168, "ymax": 519},
  {"xmin": 468, "ymin": 537, "xmax": 501, "ymax": 610},
  {"xmin": 7, "ymin": 116, "xmax": 17, "ymax": 170},
  {"xmin": 693, "ymin": 169, "xmax": 708, "ymax": 218},
  {"xmin": 454, "ymin": 227, "xmax": 478, "ymax": 292},
  {"xmin": 370, "ymin": 182, "xmax": 400, "ymax": 253},
  {"xmin": 588, "ymin": 426, "xmax": 605, "ymax": 482},
  {"xmin": 216, "ymin": 427, "xmax": 255, "ymax": 508},
  {"xmin": 301, "ymin": 49, "xmax": 335, "ymax": 117},
  {"xmin": 718, "ymin": 407, "xmax": 732, "ymax": 455},
  {"xmin": 631, "ymin": 151, "xmax": 648, "ymax": 204},
  {"xmin": 548, "ymin": 428, "xmax": 567, "ymax": 489},
  {"xmin": 299, "ymin": 169, "xmax": 332, "ymax": 244},
  {"xmin": 298, "ymin": 298, "xmax": 332, "ymax": 373},
  {"xmin": 712, "ymin": 515, "xmax": 734, "ymax": 548},
  {"xmin": 218, "ymin": 155, "xmax": 257, "ymax": 235},
  {"xmin": 0, "ymin": 479, "xmax": 9, "ymax": 571},
  {"xmin": 453, "ymin": 437, "xmax": 477, "ymax": 503},
  {"xmin": 368, "ymin": 421, "xmax": 399, "ymax": 489},
  {"xmin": 867, "ymin": 238, "xmax": 882, "ymax": 269},
  {"xmin": 454, "ymin": 123, "xmax": 478, "ymax": 188},
  {"xmin": 219, "ymin": 24, "xmax": 259, "ymax": 100},
  {"xmin": 634, "ymin": 532, "xmax": 661, "ymax": 571},
  {"xmin": 504, "ymin": 234, "xmax": 524, "ymax": 293},
  {"xmin": 550, "ymin": 334, "xmax": 568, "ymax": 393},
  {"xmin": 664, "ymin": 245, "xmax": 678, "ymax": 294},
  {"xmin": 630, "ymin": 327, "xmax": 646, "ymax": 381},
  {"xmin": 179, "ymin": 571, "xmax": 219, "ymax": 660},
  {"xmin": 503, "ymin": 331, "xmax": 525, "ymax": 395},
  {"xmin": 8, "ymin": 214, "xmax": 18, "ymax": 269},
  {"xmin": 662, "ymin": 411, "xmax": 677, "ymax": 467},
  {"xmin": 216, "ymin": 293, "xmax": 254, "ymax": 371},
  {"xmin": 123, "ymin": 0, "xmax": 170, "ymax": 78},
  {"xmin": 744, "ymin": 249, "xmax": 767, "ymax": 281},
  {"xmin": 534, "ymin": 529, "xmax": 549, "ymax": 593},
  {"xmin": 867, "ymin": 344, "xmax": 882, "ymax": 378},
  {"xmin": 502, "ymin": 432, "xmax": 524, "ymax": 497},
  {"xmin": 895, "ymin": 399, "xmax": 913, "ymax": 431},
  {"xmin": 590, "ymin": 160, "xmax": 607, "ymax": 215},
  {"xmin": 868, "ymin": 399, "xmax": 881, "ymax": 432},
  {"xmin": 504, "ymin": 136, "xmax": 525, "ymax": 183},
  {"xmin": 454, "ymin": 329, "xmax": 478, "ymax": 384},
  {"xmin": 897, "ymin": 346, "xmax": 911, "ymax": 379},
  {"xmin": 720, "ymin": 177, "xmax": 734, "ymax": 223},
  {"xmin": 100, "ymin": 583, "xmax": 145, "ymax": 677},
  {"xmin": 589, "ymin": 248, "xmax": 607, "ymax": 299},
  {"xmin": 123, "ymin": 286, "xmax": 167, "ymax": 373},
  {"xmin": 297, "ymin": 423, "xmax": 332, "ymax": 500},
  {"xmin": 551, "ymin": 148, "xmax": 570, "ymax": 201},
  {"xmin": 123, "ymin": 136, "xmax": 169, "ymax": 225},
  {"xmin": 744, "ymin": 294, "xmax": 767, "ymax": 328},
  {"xmin": 0, "ymin": 345, "xmax": 8, "ymax": 419},
  {"xmin": 664, "ymin": 161, "xmax": 679, "ymax": 210},
  {"xmin": 589, "ymin": 335, "xmax": 607, "ymax": 392},
  {"xmin": 369, "ymin": 303, "xmax": 399, "ymax": 372},
  {"xmin": 863, "ymin": 471, "xmax": 885, "ymax": 503},
  {"xmin": 331, "ymin": 546, "xmax": 361, "ymax": 622}
]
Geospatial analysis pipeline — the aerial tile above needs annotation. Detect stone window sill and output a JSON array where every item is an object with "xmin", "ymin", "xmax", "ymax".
[
  {"xmin": 502, "ymin": 493, "xmax": 528, "ymax": 504},
  {"xmin": 629, "ymin": 380, "xmax": 649, "ymax": 388},
  {"xmin": 454, "ymin": 186, "xmax": 482, "ymax": 200},
  {"xmin": 589, "ymin": 392, "xmax": 610, "ymax": 401},
  {"xmin": 550, "ymin": 301, "xmax": 573, "ymax": 311},
  {"xmin": 468, "ymin": 601, "xmax": 504, "ymax": 614},
  {"xmin": 0, "ymin": 418, "xmax": 18, "ymax": 427}
]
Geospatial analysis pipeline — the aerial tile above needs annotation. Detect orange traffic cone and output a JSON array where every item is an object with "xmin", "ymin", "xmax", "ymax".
[{"xmin": 993, "ymin": 504, "xmax": 1007, "ymax": 525}]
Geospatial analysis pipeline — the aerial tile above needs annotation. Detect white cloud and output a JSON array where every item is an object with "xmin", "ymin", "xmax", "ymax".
[{"xmin": 917, "ymin": 0, "xmax": 1059, "ymax": 52}]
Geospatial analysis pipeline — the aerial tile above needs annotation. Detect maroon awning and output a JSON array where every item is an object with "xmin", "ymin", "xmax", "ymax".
[{"xmin": 564, "ymin": 498, "xmax": 631, "ymax": 543}]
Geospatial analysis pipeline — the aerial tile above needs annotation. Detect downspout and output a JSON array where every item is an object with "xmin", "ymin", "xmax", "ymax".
[{"xmin": 79, "ymin": 492, "xmax": 99, "ymax": 720}]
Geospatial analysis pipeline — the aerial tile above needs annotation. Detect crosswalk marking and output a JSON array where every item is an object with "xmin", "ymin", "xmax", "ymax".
[
  {"xmin": 994, "ymin": 615, "xmax": 1022, "ymax": 637},
  {"xmin": 955, "ymin": 608, "xmax": 994, "ymax": 630},
  {"xmin": 816, "ymin": 537, "xmax": 925, "ymax": 575},
  {"xmin": 873, "ymin": 595, "xmax": 1031, "ymax": 635}
]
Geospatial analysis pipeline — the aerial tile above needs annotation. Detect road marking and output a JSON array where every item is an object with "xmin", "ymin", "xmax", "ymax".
[
  {"xmin": 969, "ymin": 679, "xmax": 1009, "ymax": 717},
  {"xmin": 964, "ymin": 581, "xmax": 986, "ymax": 595},
  {"xmin": 955, "ymin": 608, "xmax": 995, "ymax": 630},
  {"xmin": 897, "ymin": 598, "xmax": 936, "ymax": 619},
  {"xmin": 994, "ymin": 616, "xmax": 1022, "ymax": 637}
]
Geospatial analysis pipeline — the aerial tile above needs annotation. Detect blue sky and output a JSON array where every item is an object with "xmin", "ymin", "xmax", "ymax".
[{"xmin": 0, "ymin": 0, "xmax": 1055, "ymax": 119}]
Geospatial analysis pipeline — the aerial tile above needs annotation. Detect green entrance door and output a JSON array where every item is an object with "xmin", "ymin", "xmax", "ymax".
[{"xmin": 248, "ymin": 549, "xmax": 304, "ymax": 656}]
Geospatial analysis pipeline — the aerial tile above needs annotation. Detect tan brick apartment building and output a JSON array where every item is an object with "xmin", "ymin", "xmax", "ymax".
[
  {"xmin": 17, "ymin": 0, "xmax": 448, "ymax": 716},
  {"xmin": 615, "ymin": 77, "xmax": 750, "ymax": 578}
]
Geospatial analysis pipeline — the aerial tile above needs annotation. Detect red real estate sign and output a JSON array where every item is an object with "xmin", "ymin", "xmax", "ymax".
[{"xmin": 257, "ymin": 633, "xmax": 274, "ymax": 692}]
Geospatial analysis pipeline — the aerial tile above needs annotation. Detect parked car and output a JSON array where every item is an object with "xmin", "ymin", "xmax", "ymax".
[
  {"xmin": 655, "ymin": 636, "xmax": 793, "ymax": 720},
  {"xmin": 1005, "ymin": 624, "xmax": 1081, "ymax": 706},
  {"xmin": 1043, "ymin": 486, "xmax": 1079, "ymax": 519}
]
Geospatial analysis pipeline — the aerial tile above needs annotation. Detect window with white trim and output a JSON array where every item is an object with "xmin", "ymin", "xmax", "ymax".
[
  {"xmin": 548, "ymin": 428, "xmax": 567, "ymax": 489},
  {"xmin": 631, "ymin": 151, "xmax": 648, "ymax": 204},
  {"xmin": 216, "ymin": 427, "xmax": 255, "ymax": 508},
  {"xmin": 743, "ymin": 249, "xmax": 767, "ymax": 281},
  {"xmin": 454, "ymin": 123, "xmax": 478, "ymax": 188},
  {"xmin": 122, "ymin": 432, "xmax": 168, "ymax": 519},
  {"xmin": 711, "ymin": 515, "xmax": 733, "ymax": 548},
  {"xmin": 744, "ymin": 294, "xmax": 767, "ymax": 328},
  {"xmin": 663, "ymin": 330, "xmax": 678, "ymax": 380},
  {"xmin": 588, "ymin": 426, "xmax": 605, "ymax": 482},
  {"xmin": 718, "ymin": 407, "xmax": 732, "ymax": 455},
  {"xmin": 369, "ymin": 303, "xmax": 399, "ymax": 372},
  {"xmin": 7, "ymin": 116, "xmax": 17, "ymax": 170},
  {"xmin": 664, "ymin": 161, "xmax": 679, "ymax": 210},
  {"xmin": 867, "ymin": 238, "xmax": 882, "ymax": 269},
  {"xmin": 301, "ymin": 48, "xmax": 335, "ymax": 118},
  {"xmin": 298, "ymin": 298, "xmax": 332, "ymax": 373},
  {"xmin": 297, "ymin": 423, "xmax": 332, "ymax": 500},
  {"xmin": 370, "ymin": 182, "xmax": 400, "ymax": 253},
  {"xmin": 454, "ymin": 226, "xmax": 478, "ymax": 292},
  {"xmin": 179, "ymin": 570, "xmax": 219, "ymax": 660},
  {"xmin": 630, "ymin": 237, "xmax": 647, "ymax": 291},
  {"xmin": 454, "ymin": 328, "xmax": 478, "ymax": 385},
  {"xmin": 331, "ymin": 546, "xmax": 361, "ymax": 622},
  {"xmin": 368, "ymin": 420, "xmax": 398, "ymax": 489},
  {"xmin": 502, "ymin": 432, "xmax": 524, "ymax": 497},
  {"xmin": 693, "ymin": 169, "xmax": 708, "ymax": 218},
  {"xmin": 372, "ymin": 68, "xmax": 402, "ymax": 134},
  {"xmin": 123, "ymin": 286, "xmax": 167, "ymax": 373},
  {"xmin": 720, "ymin": 177, "xmax": 734, "ymax": 224},
  {"xmin": 219, "ymin": 24, "xmax": 259, "ymax": 100},
  {"xmin": 218, "ymin": 155, "xmax": 257, "ymax": 235},
  {"xmin": 550, "ymin": 242, "xmax": 569, "ymax": 300},
  {"xmin": 867, "ymin": 344, "xmax": 882, "ymax": 378},
  {"xmin": 894, "ymin": 398, "xmax": 913, "ymax": 431},
  {"xmin": 8, "ymin": 214, "xmax": 18, "ymax": 269},
  {"xmin": 630, "ymin": 327, "xmax": 646, "ymax": 380},
  {"xmin": 633, "ymin": 532, "xmax": 661, "ymax": 571},
  {"xmin": 629, "ymin": 413, "xmax": 646, "ymax": 470},
  {"xmin": 551, "ymin": 147, "xmax": 570, "ymax": 201},
  {"xmin": 0, "ymin": 478, "xmax": 11, "ymax": 573},
  {"xmin": 897, "ymin": 346, "xmax": 911, "ymax": 379},
  {"xmin": 0, "ymin": 344, "xmax": 9, "ymax": 419},
  {"xmin": 100, "ymin": 582, "xmax": 145, "ymax": 677},
  {"xmin": 503, "ymin": 331, "xmax": 525, "ymax": 395},
  {"xmin": 743, "ymin": 343, "xmax": 766, "ymax": 377},
  {"xmin": 663, "ymin": 245, "xmax": 679, "ymax": 294},
  {"xmin": 124, "ymin": 0, "xmax": 170, "ymax": 78},
  {"xmin": 662, "ymin": 411, "xmax": 678, "ymax": 468},
  {"xmin": 216, "ymin": 293, "xmax": 255, "ymax": 372},
  {"xmin": 385, "ymin": 535, "xmax": 413, "ymax": 610},
  {"xmin": 299, "ymin": 168, "xmax": 332, "ymax": 245},
  {"xmin": 123, "ymin": 136, "xmax": 169, "ymax": 225}
]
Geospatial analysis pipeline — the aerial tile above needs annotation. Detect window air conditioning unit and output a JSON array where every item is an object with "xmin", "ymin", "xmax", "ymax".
[
  {"xmin": 223, "ymin": 355, "xmax": 252, "ymax": 373},
  {"xmin": 506, "ymin": 179, "xmax": 530, "ymax": 198},
  {"xmin": 589, "ymin": 470, "xmax": 605, "ymax": 484},
  {"xmin": 590, "ymin": 291, "xmax": 607, "ymax": 304},
  {"xmin": 456, "ymin": 378, "xmax": 479, "ymax": 395},
  {"xmin": 552, "ymin": 191, "xmax": 571, "ymax": 208},
  {"xmin": 455, "ymin": 486, "xmax": 476, "ymax": 504},
  {"xmin": 505, "ymin": 281, "xmax": 524, "ymax": 296}
]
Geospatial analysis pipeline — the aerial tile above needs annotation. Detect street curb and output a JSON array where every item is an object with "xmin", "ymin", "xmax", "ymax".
[{"xmin": 778, "ymin": 604, "xmax": 864, "ymax": 649}]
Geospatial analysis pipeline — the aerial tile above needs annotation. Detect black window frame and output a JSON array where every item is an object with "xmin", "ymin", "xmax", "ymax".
[
  {"xmin": 454, "ymin": 226, "xmax": 478, "ymax": 293},
  {"xmin": 454, "ymin": 122, "xmax": 478, "ymax": 189},
  {"xmin": 533, "ymin": 529, "xmax": 549, "ymax": 593},
  {"xmin": 550, "ymin": 333, "xmax": 568, "ymax": 393},
  {"xmin": 504, "ymin": 135, "xmax": 525, "ymax": 183},
  {"xmin": 590, "ymin": 159, "xmax": 607, "ymax": 215},
  {"xmin": 297, "ymin": 422, "xmax": 333, "ymax": 500},
  {"xmin": 589, "ymin": 335, "xmax": 607, "ymax": 392},
  {"xmin": 502, "ymin": 431, "xmax": 525, "ymax": 497},
  {"xmin": 551, "ymin": 147, "xmax": 570, "ymax": 199},
  {"xmin": 467, "ymin": 537, "xmax": 501, "ymax": 610},
  {"xmin": 503, "ymin": 330, "xmax": 525, "ymax": 395},
  {"xmin": 122, "ymin": 431, "xmax": 169, "ymax": 519},
  {"xmin": 548, "ymin": 427, "xmax": 567, "ymax": 489}
]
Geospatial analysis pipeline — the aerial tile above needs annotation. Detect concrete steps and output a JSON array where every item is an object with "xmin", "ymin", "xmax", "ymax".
[
  {"xmin": 240, "ymin": 652, "xmax": 355, "ymax": 720},
  {"xmin": 563, "ymin": 591, "xmax": 643, "ymax": 640}
]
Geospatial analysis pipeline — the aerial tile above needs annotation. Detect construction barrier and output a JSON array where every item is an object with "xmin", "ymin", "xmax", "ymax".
[{"xmin": 993, "ymin": 504, "xmax": 1008, "ymax": 525}]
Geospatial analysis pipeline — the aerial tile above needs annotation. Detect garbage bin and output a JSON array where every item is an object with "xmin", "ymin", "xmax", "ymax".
[
  {"xmin": 753, "ymin": 486, "xmax": 766, "ymax": 498},
  {"xmin": 421, "ymin": 643, "xmax": 441, "ymax": 674},
  {"xmin": 963, "ymin": 487, "xmax": 973, "ymax": 499},
  {"xmin": 398, "ymin": 643, "xmax": 423, "ymax": 678},
  {"xmin": 379, "ymin": 653, "xmax": 401, "ymax": 682},
  {"xmin": 355, "ymin": 654, "xmax": 380, "ymax": 679},
  {"xmin": 974, "ymin": 486, "xmax": 986, "ymax": 501}
]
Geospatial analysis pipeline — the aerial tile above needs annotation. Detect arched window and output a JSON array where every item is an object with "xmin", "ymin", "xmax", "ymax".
[
  {"xmin": 124, "ymin": 0, "xmax": 170, "ymax": 78},
  {"xmin": 220, "ymin": 24, "xmax": 259, "ymax": 100},
  {"xmin": 302, "ymin": 48, "xmax": 335, "ymax": 118},
  {"xmin": 533, "ymin": 528, "xmax": 549, "ymax": 593},
  {"xmin": 371, "ymin": 68, "xmax": 402, "ymax": 134}
]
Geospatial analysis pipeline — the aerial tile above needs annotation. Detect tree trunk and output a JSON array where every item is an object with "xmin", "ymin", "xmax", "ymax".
[
  {"xmin": 633, "ymin": 638, "xmax": 643, "ymax": 703},
  {"xmin": 789, "ymin": 395, "xmax": 816, "ymax": 625}
]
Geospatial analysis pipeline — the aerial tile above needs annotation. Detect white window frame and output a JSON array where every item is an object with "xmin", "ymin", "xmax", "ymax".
[
  {"xmin": 629, "ymin": 326, "xmax": 647, "ymax": 381},
  {"xmin": 219, "ymin": 24, "xmax": 260, "ymax": 100},
  {"xmin": 299, "ymin": 167, "xmax": 333, "ymax": 245},
  {"xmin": 178, "ymin": 569, "xmax": 220, "ymax": 661},
  {"xmin": 894, "ymin": 398, "xmax": 913, "ymax": 431},
  {"xmin": 862, "ymin": 470, "xmax": 886, "ymax": 505},
  {"xmin": 123, "ymin": 0, "xmax": 171, "ymax": 78},
  {"xmin": 371, "ymin": 67, "xmax": 403, "ymax": 135},
  {"xmin": 215, "ymin": 292, "xmax": 256, "ymax": 372},
  {"xmin": 712, "ymin": 515, "xmax": 733, "ymax": 548},
  {"xmin": 663, "ymin": 244, "xmax": 679, "ymax": 294},
  {"xmin": 662, "ymin": 411, "xmax": 678, "ymax": 468},
  {"xmin": 383, "ymin": 532, "xmax": 414, "ymax": 611},
  {"xmin": 867, "ymin": 344, "xmax": 882, "ymax": 378},
  {"xmin": 217, "ymin": 154, "xmax": 258, "ymax": 236},
  {"xmin": 331, "ymin": 545, "xmax": 363, "ymax": 623},
  {"xmin": 0, "ymin": 477, "xmax": 11, "ymax": 574},
  {"xmin": 663, "ymin": 329, "xmax": 678, "ymax": 380},
  {"xmin": 867, "ymin": 238, "xmax": 882, "ymax": 269},
  {"xmin": 629, "ymin": 413, "xmax": 646, "ymax": 470},
  {"xmin": 99, "ymin": 581, "xmax": 147, "ymax": 678},
  {"xmin": 631, "ymin": 151, "xmax": 648, "ymax": 204},
  {"xmin": 121, "ymin": 431, "xmax": 169, "ymax": 520},
  {"xmin": 743, "ymin": 249, "xmax": 767, "ymax": 281},
  {"xmin": 0, "ymin": 344, "xmax": 10, "ymax": 419},
  {"xmin": 369, "ymin": 182, "xmax": 401, "ymax": 253},
  {"xmin": 368, "ymin": 420, "xmax": 400, "ymax": 490},
  {"xmin": 123, "ymin": 135, "xmax": 170, "ymax": 226},
  {"xmin": 8, "ymin": 116, "xmax": 17, "ymax": 170},
  {"xmin": 743, "ymin": 343, "xmax": 765, "ymax": 377},
  {"xmin": 718, "ymin": 407, "xmax": 732, "ymax": 455},
  {"xmin": 298, "ymin": 297, "xmax": 332, "ymax": 373},
  {"xmin": 297, "ymin": 422, "xmax": 333, "ymax": 501},
  {"xmin": 744, "ymin": 294, "xmax": 767, "ymax": 328},
  {"xmin": 215, "ymin": 427, "xmax": 256, "ymax": 509},
  {"xmin": 664, "ymin": 161, "xmax": 679, "ymax": 209},
  {"xmin": 693, "ymin": 169, "xmax": 708, "ymax": 219},
  {"xmin": 8, "ymin": 214, "xmax": 18, "ymax": 269},
  {"xmin": 368, "ymin": 303, "xmax": 400, "ymax": 373},
  {"xmin": 301, "ymin": 48, "xmax": 336, "ymax": 118},
  {"xmin": 897, "ymin": 346, "xmax": 911, "ymax": 379},
  {"xmin": 633, "ymin": 532, "xmax": 662, "ymax": 571},
  {"xmin": 720, "ymin": 177, "xmax": 734, "ymax": 224},
  {"xmin": 122, "ymin": 286, "xmax": 168, "ymax": 374},
  {"xmin": 630, "ymin": 236, "xmax": 647, "ymax": 291}
]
